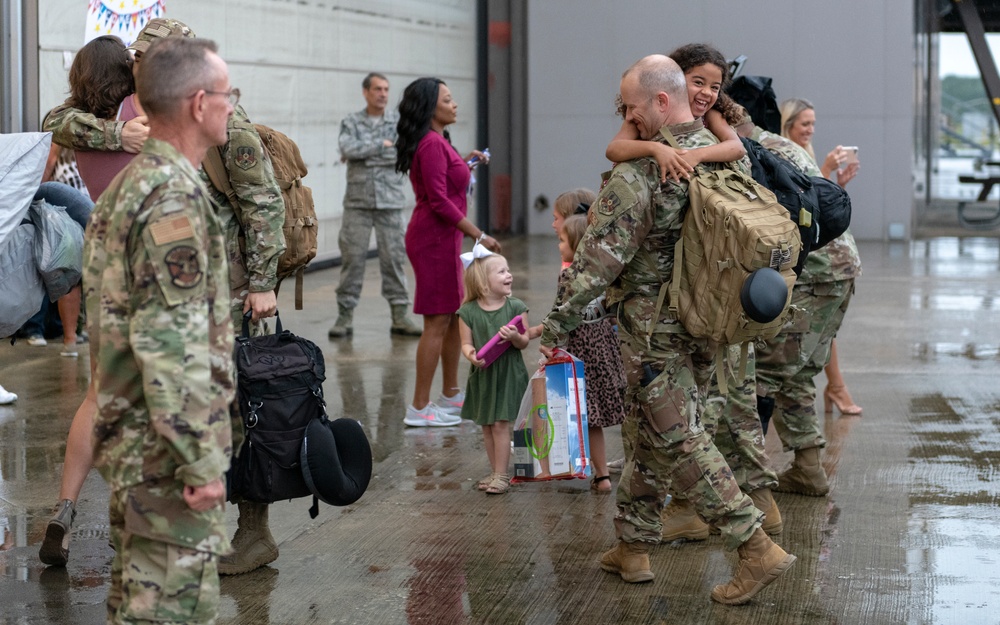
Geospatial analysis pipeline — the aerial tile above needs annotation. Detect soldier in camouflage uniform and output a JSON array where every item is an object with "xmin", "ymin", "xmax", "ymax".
[
  {"xmin": 539, "ymin": 55, "xmax": 795, "ymax": 606},
  {"xmin": 328, "ymin": 72, "xmax": 421, "ymax": 338},
  {"xmin": 39, "ymin": 18, "xmax": 285, "ymax": 577},
  {"xmin": 737, "ymin": 121, "xmax": 863, "ymax": 496},
  {"xmin": 84, "ymin": 37, "xmax": 233, "ymax": 624}
]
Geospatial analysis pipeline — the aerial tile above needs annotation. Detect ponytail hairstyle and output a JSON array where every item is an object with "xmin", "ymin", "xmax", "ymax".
[
  {"xmin": 780, "ymin": 98, "xmax": 817, "ymax": 161},
  {"xmin": 560, "ymin": 214, "xmax": 589, "ymax": 255},
  {"xmin": 396, "ymin": 77, "xmax": 452, "ymax": 174}
]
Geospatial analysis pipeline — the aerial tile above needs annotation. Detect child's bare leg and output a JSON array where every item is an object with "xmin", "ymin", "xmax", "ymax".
[
  {"xmin": 493, "ymin": 421, "xmax": 512, "ymax": 475},
  {"xmin": 482, "ymin": 424, "xmax": 496, "ymax": 470},
  {"xmin": 588, "ymin": 426, "xmax": 612, "ymax": 491}
]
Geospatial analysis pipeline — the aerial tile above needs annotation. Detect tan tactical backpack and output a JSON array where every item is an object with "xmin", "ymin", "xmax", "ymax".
[
  {"xmin": 661, "ymin": 131, "xmax": 801, "ymax": 390},
  {"xmin": 204, "ymin": 124, "xmax": 318, "ymax": 309}
]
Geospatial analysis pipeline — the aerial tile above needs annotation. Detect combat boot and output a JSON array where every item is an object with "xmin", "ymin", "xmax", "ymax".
[
  {"xmin": 599, "ymin": 541, "xmax": 654, "ymax": 583},
  {"xmin": 218, "ymin": 502, "xmax": 279, "ymax": 576},
  {"xmin": 389, "ymin": 304, "xmax": 422, "ymax": 337},
  {"xmin": 327, "ymin": 305, "xmax": 354, "ymax": 338},
  {"xmin": 660, "ymin": 497, "xmax": 710, "ymax": 542},
  {"xmin": 774, "ymin": 447, "xmax": 829, "ymax": 496},
  {"xmin": 710, "ymin": 528, "xmax": 797, "ymax": 605},
  {"xmin": 749, "ymin": 488, "xmax": 783, "ymax": 535}
]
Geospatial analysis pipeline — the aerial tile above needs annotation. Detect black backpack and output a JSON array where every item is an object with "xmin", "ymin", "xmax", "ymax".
[
  {"xmin": 228, "ymin": 313, "xmax": 372, "ymax": 516},
  {"xmin": 741, "ymin": 138, "xmax": 853, "ymax": 272},
  {"xmin": 727, "ymin": 75, "xmax": 781, "ymax": 134},
  {"xmin": 741, "ymin": 138, "xmax": 819, "ymax": 275}
]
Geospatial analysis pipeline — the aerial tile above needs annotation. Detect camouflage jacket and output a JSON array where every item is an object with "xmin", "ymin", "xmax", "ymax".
[
  {"xmin": 201, "ymin": 105, "xmax": 286, "ymax": 298},
  {"xmin": 339, "ymin": 109, "xmax": 406, "ymax": 209},
  {"xmin": 43, "ymin": 101, "xmax": 285, "ymax": 296},
  {"xmin": 750, "ymin": 126, "xmax": 862, "ymax": 284},
  {"xmin": 84, "ymin": 138, "xmax": 234, "ymax": 554},
  {"xmin": 540, "ymin": 119, "xmax": 719, "ymax": 348}
]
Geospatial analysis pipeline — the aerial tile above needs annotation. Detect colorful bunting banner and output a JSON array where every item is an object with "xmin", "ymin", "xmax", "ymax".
[{"xmin": 84, "ymin": 0, "xmax": 165, "ymax": 46}]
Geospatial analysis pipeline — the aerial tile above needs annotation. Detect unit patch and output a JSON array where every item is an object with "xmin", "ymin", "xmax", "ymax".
[
  {"xmin": 164, "ymin": 246, "xmax": 202, "ymax": 289},
  {"xmin": 235, "ymin": 146, "xmax": 257, "ymax": 170}
]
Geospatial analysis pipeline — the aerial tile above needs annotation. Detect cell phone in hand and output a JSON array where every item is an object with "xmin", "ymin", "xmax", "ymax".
[{"xmin": 840, "ymin": 146, "xmax": 859, "ymax": 168}]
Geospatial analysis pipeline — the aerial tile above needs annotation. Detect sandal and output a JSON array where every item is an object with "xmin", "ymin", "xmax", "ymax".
[
  {"xmin": 476, "ymin": 473, "xmax": 496, "ymax": 491},
  {"xmin": 591, "ymin": 475, "xmax": 612, "ymax": 493},
  {"xmin": 485, "ymin": 474, "xmax": 510, "ymax": 495}
]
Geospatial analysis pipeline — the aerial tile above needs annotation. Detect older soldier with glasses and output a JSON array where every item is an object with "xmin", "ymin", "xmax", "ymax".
[
  {"xmin": 39, "ymin": 18, "xmax": 286, "ymax": 578},
  {"xmin": 85, "ymin": 36, "xmax": 234, "ymax": 624}
]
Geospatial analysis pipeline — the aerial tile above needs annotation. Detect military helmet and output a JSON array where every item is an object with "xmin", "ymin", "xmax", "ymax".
[{"xmin": 126, "ymin": 18, "xmax": 196, "ymax": 54}]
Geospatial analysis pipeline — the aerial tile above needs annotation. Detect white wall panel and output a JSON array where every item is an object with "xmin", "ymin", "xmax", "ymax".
[
  {"xmin": 36, "ymin": 0, "xmax": 477, "ymax": 262},
  {"xmin": 525, "ymin": 0, "xmax": 914, "ymax": 241}
]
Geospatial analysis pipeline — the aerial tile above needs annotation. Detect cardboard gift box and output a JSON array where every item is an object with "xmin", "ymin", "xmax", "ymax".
[{"xmin": 513, "ymin": 352, "xmax": 590, "ymax": 481}]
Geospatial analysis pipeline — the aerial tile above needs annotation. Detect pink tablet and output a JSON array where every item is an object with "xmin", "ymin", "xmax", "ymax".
[{"xmin": 476, "ymin": 314, "xmax": 526, "ymax": 368}]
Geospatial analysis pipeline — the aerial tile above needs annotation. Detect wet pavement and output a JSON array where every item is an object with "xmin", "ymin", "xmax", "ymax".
[{"xmin": 2, "ymin": 235, "xmax": 1000, "ymax": 625}]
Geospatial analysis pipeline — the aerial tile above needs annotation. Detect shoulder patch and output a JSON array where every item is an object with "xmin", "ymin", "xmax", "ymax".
[
  {"xmin": 235, "ymin": 146, "xmax": 257, "ymax": 170},
  {"xmin": 598, "ymin": 189, "xmax": 621, "ymax": 216},
  {"xmin": 149, "ymin": 215, "xmax": 194, "ymax": 246},
  {"xmin": 163, "ymin": 246, "xmax": 203, "ymax": 289}
]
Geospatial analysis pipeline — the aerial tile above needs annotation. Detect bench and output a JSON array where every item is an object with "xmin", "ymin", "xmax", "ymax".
[{"xmin": 957, "ymin": 173, "xmax": 1000, "ymax": 229}]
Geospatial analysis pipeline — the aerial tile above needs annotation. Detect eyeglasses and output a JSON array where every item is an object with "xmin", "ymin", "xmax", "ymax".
[{"xmin": 188, "ymin": 87, "xmax": 240, "ymax": 107}]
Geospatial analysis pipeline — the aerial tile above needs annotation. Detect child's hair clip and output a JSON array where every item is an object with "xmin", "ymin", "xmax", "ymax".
[{"xmin": 574, "ymin": 202, "xmax": 590, "ymax": 215}]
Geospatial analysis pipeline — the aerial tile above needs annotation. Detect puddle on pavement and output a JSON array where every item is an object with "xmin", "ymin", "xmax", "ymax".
[{"xmin": 907, "ymin": 394, "xmax": 1000, "ymax": 623}]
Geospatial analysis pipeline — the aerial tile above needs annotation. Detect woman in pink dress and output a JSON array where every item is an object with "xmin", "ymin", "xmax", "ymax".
[{"xmin": 395, "ymin": 77, "xmax": 500, "ymax": 427}]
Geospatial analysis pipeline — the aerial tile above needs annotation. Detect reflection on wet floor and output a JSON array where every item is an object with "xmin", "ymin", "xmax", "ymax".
[{"xmin": 3, "ymin": 237, "xmax": 1000, "ymax": 624}]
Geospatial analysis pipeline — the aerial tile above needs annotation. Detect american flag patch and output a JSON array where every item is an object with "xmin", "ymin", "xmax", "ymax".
[{"xmin": 149, "ymin": 215, "xmax": 194, "ymax": 246}]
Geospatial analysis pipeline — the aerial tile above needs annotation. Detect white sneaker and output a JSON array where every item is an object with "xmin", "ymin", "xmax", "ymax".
[
  {"xmin": 0, "ymin": 385, "xmax": 16, "ymax": 405},
  {"xmin": 26, "ymin": 335, "xmax": 47, "ymax": 346},
  {"xmin": 436, "ymin": 390, "xmax": 465, "ymax": 415},
  {"xmin": 607, "ymin": 457, "xmax": 626, "ymax": 473},
  {"xmin": 404, "ymin": 403, "xmax": 462, "ymax": 427}
]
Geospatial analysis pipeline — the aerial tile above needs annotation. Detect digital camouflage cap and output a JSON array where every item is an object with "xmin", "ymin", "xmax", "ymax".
[{"xmin": 126, "ymin": 18, "xmax": 196, "ymax": 53}]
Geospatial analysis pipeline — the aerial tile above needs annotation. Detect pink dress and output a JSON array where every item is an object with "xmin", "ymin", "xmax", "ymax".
[
  {"xmin": 75, "ymin": 94, "xmax": 141, "ymax": 201},
  {"xmin": 405, "ymin": 131, "xmax": 471, "ymax": 315}
]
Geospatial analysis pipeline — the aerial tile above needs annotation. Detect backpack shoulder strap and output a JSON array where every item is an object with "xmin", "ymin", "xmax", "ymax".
[{"xmin": 202, "ymin": 145, "xmax": 239, "ymax": 210}]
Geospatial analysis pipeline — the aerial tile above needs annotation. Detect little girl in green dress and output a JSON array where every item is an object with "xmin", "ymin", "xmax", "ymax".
[{"xmin": 457, "ymin": 246, "xmax": 530, "ymax": 495}]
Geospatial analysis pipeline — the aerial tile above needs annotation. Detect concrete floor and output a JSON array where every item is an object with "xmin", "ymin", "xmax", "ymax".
[{"xmin": 2, "ymin": 235, "xmax": 1000, "ymax": 625}]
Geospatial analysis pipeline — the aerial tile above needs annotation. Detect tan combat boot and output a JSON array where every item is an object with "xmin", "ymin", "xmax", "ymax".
[
  {"xmin": 660, "ymin": 497, "xmax": 710, "ymax": 542},
  {"xmin": 599, "ymin": 541, "xmax": 654, "ymax": 583},
  {"xmin": 710, "ymin": 528, "xmax": 797, "ymax": 605},
  {"xmin": 773, "ymin": 447, "xmax": 829, "ymax": 496},
  {"xmin": 218, "ymin": 501, "xmax": 279, "ymax": 575},
  {"xmin": 327, "ymin": 305, "xmax": 354, "ymax": 338},
  {"xmin": 749, "ymin": 488, "xmax": 783, "ymax": 535},
  {"xmin": 389, "ymin": 304, "xmax": 422, "ymax": 337}
]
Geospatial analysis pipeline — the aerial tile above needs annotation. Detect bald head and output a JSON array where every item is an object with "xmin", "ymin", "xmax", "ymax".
[{"xmin": 619, "ymin": 54, "xmax": 692, "ymax": 140}]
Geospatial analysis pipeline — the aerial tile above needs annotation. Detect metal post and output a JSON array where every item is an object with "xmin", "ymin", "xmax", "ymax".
[{"xmin": 952, "ymin": 0, "xmax": 1000, "ymax": 129}]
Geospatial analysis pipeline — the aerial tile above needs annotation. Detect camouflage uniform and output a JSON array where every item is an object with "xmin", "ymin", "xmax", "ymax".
[
  {"xmin": 84, "ymin": 138, "xmax": 234, "ymax": 623},
  {"xmin": 540, "ymin": 119, "xmax": 762, "ymax": 551},
  {"xmin": 44, "ymin": 102, "xmax": 286, "ymax": 328},
  {"xmin": 706, "ymin": 343, "xmax": 778, "ymax": 492},
  {"xmin": 751, "ymin": 126, "xmax": 863, "ymax": 451},
  {"xmin": 336, "ymin": 109, "xmax": 410, "ymax": 310}
]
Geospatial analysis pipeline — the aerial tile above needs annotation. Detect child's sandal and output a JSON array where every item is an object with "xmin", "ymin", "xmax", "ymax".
[
  {"xmin": 485, "ymin": 474, "xmax": 510, "ymax": 495},
  {"xmin": 591, "ymin": 475, "xmax": 612, "ymax": 493},
  {"xmin": 476, "ymin": 473, "xmax": 496, "ymax": 491}
]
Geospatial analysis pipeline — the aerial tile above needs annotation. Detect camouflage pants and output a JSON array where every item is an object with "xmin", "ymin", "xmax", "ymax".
[
  {"xmin": 704, "ymin": 343, "xmax": 778, "ymax": 493},
  {"xmin": 107, "ymin": 489, "xmax": 220, "ymax": 625},
  {"xmin": 336, "ymin": 207, "xmax": 410, "ymax": 309},
  {"xmin": 755, "ymin": 278, "xmax": 856, "ymax": 452},
  {"xmin": 615, "ymin": 322, "xmax": 762, "ymax": 551}
]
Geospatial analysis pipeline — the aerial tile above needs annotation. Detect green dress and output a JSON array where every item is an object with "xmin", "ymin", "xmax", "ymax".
[{"xmin": 457, "ymin": 297, "xmax": 530, "ymax": 426}]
